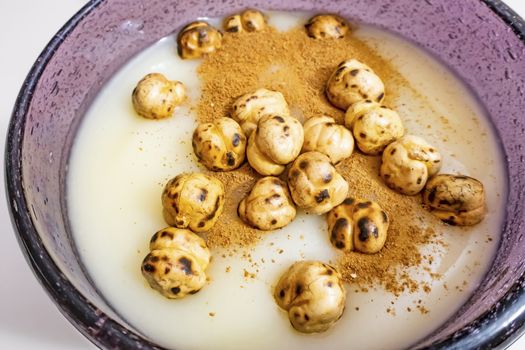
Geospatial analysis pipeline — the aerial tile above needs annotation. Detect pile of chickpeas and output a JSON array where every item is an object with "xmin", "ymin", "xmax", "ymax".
[{"xmin": 134, "ymin": 11, "xmax": 486, "ymax": 334}]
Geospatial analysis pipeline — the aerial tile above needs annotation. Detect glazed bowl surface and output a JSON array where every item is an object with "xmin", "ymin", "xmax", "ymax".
[{"xmin": 5, "ymin": 0, "xmax": 525, "ymax": 349}]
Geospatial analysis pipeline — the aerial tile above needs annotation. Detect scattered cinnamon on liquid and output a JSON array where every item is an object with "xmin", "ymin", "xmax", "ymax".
[
  {"xmin": 204, "ymin": 164, "xmax": 261, "ymax": 247},
  {"xmin": 195, "ymin": 25, "xmax": 446, "ymax": 295}
]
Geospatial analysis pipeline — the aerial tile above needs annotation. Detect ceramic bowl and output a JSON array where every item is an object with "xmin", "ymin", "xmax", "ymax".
[{"xmin": 5, "ymin": 0, "xmax": 525, "ymax": 348}]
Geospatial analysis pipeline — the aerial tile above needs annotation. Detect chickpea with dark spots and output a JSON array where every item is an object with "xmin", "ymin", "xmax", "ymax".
[
  {"xmin": 288, "ymin": 152, "xmax": 348, "ymax": 214},
  {"xmin": 177, "ymin": 21, "xmax": 222, "ymax": 59},
  {"xmin": 162, "ymin": 173, "xmax": 225, "ymax": 233},
  {"xmin": 231, "ymin": 88, "xmax": 290, "ymax": 136},
  {"xmin": 141, "ymin": 227, "xmax": 211, "ymax": 299},
  {"xmin": 327, "ymin": 59, "xmax": 385, "ymax": 110},
  {"xmin": 223, "ymin": 9, "xmax": 266, "ymax": 33},
  {"xmin": 132, "ymin": 73, "xmax": 186, "ymax": 120},
  {"xmin": 327, "ymin": 198, "xmax": 389, "ymax": 254},
  {"xmin": 238, "ymin": 176, "xmax": 296, "ymax": 230},
  {"xmin": 193, "ymin": 117, "xmax": 246, "ymax": 171},
  {"xmin": 422, "ymin": 174, "xmax": 486, "ymax": 226},
  {"xmin": 380, "ymin": 135, "xmax": 441, "ymax": 195},
  {"xmin": 247, "ymin": 114, "xmax": 303, "ymax": 176},
  {"xmin": 274, "ymin": 261, "xmax": 346, "ymax": 333},
  {"xmin": 305, "ymin": 14, "xmax": 350, "ymax": 39}
]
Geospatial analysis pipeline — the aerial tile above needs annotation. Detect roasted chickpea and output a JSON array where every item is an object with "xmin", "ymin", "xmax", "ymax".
[
  {"xmin": 132, "ymin": 73, "xmax": 186, "ymax": 119},
  {"xmin": 141, "ymin": 227, "xmax": 211, "ymax": 299},
  {"xmin": 305, "ymin": 14, "xmax": 350, "ymax": 39},
  {"xmin": 238, "ymin": 177, "xmax": 296, "ymax": 230},
  {"xmin": 192, "ymin": 117, "xmax": 247, "ymax": 171},
  {"xmin": 223, "ymin": 15, "xmax": 243, "ymax": 33},
  {"xmin": 345, "ymin": 100, "xmax": 404, "ymax": 155},
  {"xmin": 247, "ymin": 114, "xmax": 304, "ymax": 176},
  {"xmin": 302, "ymin": 115, "xmax": 354, "ymax": 164},
  {"xmin": 224, "ymin": 9, "xmax": 266, "ymax": 32},
  {"xmin": 326, "ymin": 59, "xmax": 385, "ymax": 110},
  {"xmin": 380, "ymin": 135, "xmax": 442, "ymax": 195},
  {"xmin": 288, "ymin": 152, "xmax": 349, "ymax": 214},
  {"xmin": 327, "ymin": 198, "xmax": 389, "ymax": 254},
  {"xmin": 423, "ymin": 174, "xmax": 486, "ymax": 226},
  {"xmin": 177, "ymin": 21, "xmax": 223, "ymax": 59},
  {"xmin": 274, "ymin": 261, "xmax": 346, "ymax": 334},
  {"xmin": 162, "ymin": 173, "xmax": 225, "ymax": 232},
  {"xmin": 231, "ymin": 88, "xmax": 290, "ymax": 136}
]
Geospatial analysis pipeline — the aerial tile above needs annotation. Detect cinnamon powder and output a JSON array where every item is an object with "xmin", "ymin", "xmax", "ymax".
[{"xmin": 195, "ymin": 25, "xmax": 444, "ymax": 294}]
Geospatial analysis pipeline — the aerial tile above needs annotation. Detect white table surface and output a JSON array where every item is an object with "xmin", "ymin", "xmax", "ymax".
[{"xmin": 1, "ymin": 1, "xmax": 524, "ymax": 349}]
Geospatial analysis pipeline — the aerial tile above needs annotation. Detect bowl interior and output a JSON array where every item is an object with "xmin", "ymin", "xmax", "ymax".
[{"xmin": 6, "ymin": 0, "xmax": 525, "ymax": 348}]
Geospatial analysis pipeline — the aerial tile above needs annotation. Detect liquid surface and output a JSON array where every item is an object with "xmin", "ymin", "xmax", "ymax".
[{"xmin": 68, "ymin": 13, "xmax": 506, "ymax": 350}]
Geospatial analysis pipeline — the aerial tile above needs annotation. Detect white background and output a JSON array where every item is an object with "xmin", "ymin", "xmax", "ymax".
[{"xmin": 0, "ymin": 1, "xmax": 524, "ymax": 349}]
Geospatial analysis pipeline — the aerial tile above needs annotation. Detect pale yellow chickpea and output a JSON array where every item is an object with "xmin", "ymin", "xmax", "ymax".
[
  {"xmin": 231, "ymin": 88, "xmax": 290, "ymax": 136},
  {"xmin": 302, "ymin": 115, "xmax": 354, "ymax": 164},
  {"xmin": 345, "ymin": 100, "xmax": 404, "ymax": 155},
  {"xmin": 141, "ymin": 227, "xmax": 211, "ymax": 299},
  {"xmin": 287, "ymin": 152, "xmax": 349, "ymax": 214},
  {"xmin": 274, "ymin": 261, "xmax": 346, "ymax": 333},
  {"xmin": 162, "ymin": 173, "xmax": 225, "ymax": 232},
  {"xmin": 192, "ymin": 117, "xmax": 247, "ymax": 171},
  {"xmin": 177, "ymin": 21, "xmax": 223, "ymax": 59},
  {"xmin": 305, "ymin": 14, "xmax": 350, "ymax": 39},
  {"xmin": 238, "ymin": 177, "xmax": 296, "ymax": 230},
  {"xmin": 422, "ymin": 174, "xmax": 486, "ymax": 226},
  {"xmin": 247, "ymin": 114, "xmax": 304, "ymax": 176},
  {"xmin": 224, "ymin": 9, "xmax": 266, "ymax": 32},
  {"xmin": 132, "ymin": 73, "xmax": 185, "ymax": 119},
  {"xmin": 326, "ymin": 59, "xmax": 385, "ymax": 110},
  {"xmin": 380, "ymin": 135, "xmax": 442, "ymax": 195}
]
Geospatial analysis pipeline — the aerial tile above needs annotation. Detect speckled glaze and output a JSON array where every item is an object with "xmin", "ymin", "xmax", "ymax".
[{"xmin": 5, "ymin": 0, "xmax": 525, "ymax": 349}]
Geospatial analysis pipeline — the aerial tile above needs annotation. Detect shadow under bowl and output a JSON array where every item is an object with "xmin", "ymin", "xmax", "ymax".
[{"xmin": 5, "ymin": 0, "xmax": 525, "ymax": 348}]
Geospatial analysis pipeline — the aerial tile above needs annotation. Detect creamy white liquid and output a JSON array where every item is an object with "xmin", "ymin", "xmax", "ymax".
[{"xmin": 67, "ymin": 13, "xmax": 506, "ymax": 350}]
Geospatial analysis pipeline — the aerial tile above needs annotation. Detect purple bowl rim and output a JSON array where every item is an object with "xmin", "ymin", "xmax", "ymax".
[{"xmin": 4, "ymin": 0, "xmax": 525, "ymax": 349}]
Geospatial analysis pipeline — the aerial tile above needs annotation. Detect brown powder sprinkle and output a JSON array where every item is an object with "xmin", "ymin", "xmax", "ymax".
[
  {"xmin": 204, "ymin": 164, "xmax": 261, "ymax": 248},
  {"xmin": 197, "ymin": 27, "xmax": 403, "ymax": 126},
  {"xmin": 195, "ymin": 24, "xmax": 446, "ymax": 295},
  {"xmin": 336, "ymin": 153, "xmax": 445, "ymax": 295}
]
